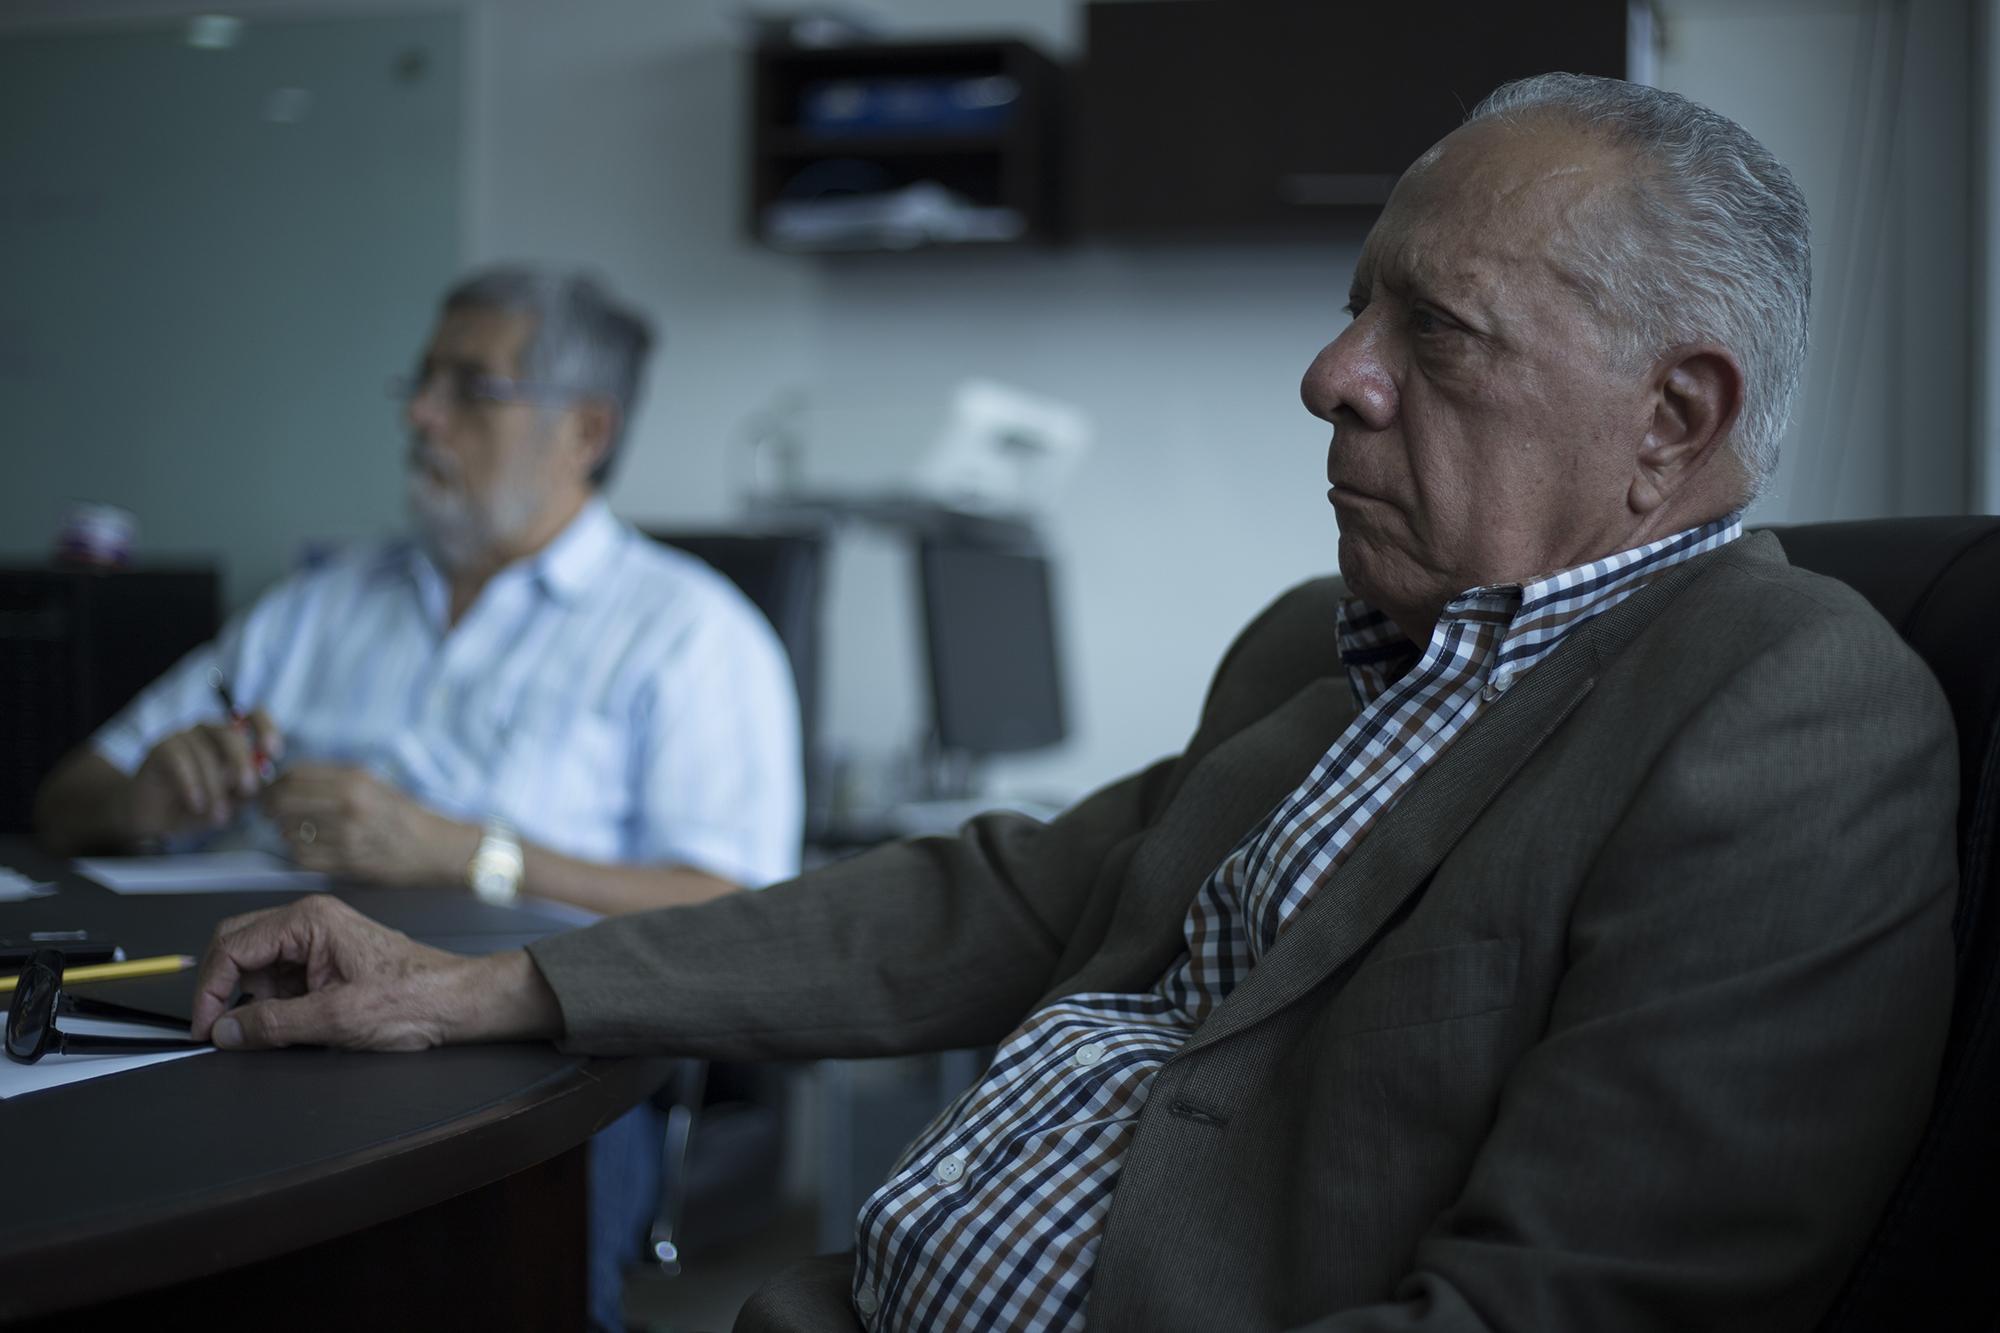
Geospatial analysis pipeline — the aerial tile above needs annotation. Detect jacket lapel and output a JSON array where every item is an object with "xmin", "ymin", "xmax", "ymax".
[
  {"xmin": 1169, "ymin": 635, "xmax": 1601, "ymax": 1064},
  {"xmin": 1168, "ymin": 532, "xmax": 1784, "ymax": 1065},
  {"xmin": 1168, "ymin": 528, "xmax": 1792, "ymax": 1056}
]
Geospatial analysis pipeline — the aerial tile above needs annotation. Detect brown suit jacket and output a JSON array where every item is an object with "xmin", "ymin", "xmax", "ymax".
[{"xmin": 530, "ymin": 532, "xmax": 1958, "ymax": 1332}]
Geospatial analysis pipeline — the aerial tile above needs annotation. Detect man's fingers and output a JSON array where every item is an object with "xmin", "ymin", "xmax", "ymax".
[
  {"xmin": 184, "ymin": 729, "xmax": 239, "ymax": 817},
  {"xmin": 214, "ymin": 986, "xmax": 436, "ymax": 1053},
  {"xmin": 257, "ymin": 774, "xmax": 292, "ymax": 820},
  {"xmin": 248, "ymin": 708, "xmax": 285, "ymax": 764},
  {"xmin": 211, "ymin": 989, "xmax": 342, "ymax": 1050},
  {"xmin": 237, "ymin": 963, "xmax": 308, "ymax": 1003},
  {"xmin": 200, "ymin": 720, "xmax": 260, "ymax": 796},
  {"xmin": 190, "ymin": 900, "xmax": 328, "ymax": 1039},
  {"xmin": 191, "ymin": 896, "xmax": 428, "ymax": 1050},
  {"xmin": 271, "ymin": 762, "xmax": 345, "ymax": 787},
  {"xmin": 262, "ymin": 766, "xmax": 353, "ymax": 819},
  {"xmin": 160, "ymin": 742, "xmax": 209, "ymax": 817},
  {"xmin": 267, "ymin": 789, "xmax": 349, "ymax": 819}
]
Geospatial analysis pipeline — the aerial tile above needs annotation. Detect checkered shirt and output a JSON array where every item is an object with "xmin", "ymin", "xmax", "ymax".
[{"xmin": 850, "ymin": 515, "xmax": 1743, "ymax": 1331}]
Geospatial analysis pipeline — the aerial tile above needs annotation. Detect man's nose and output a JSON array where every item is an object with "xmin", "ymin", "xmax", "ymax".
[
  {"xmin": 1300, "ymin": 322, "xmax": 1397, "ymax": 431},
  {"xmin": 404, "ymin": 379, "xmax": 449, "ymax": 437}
]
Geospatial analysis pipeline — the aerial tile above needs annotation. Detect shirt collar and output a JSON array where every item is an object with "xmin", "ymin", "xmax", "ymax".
[
  {"xmin": 1336, "ymin": 512, "xmax": 1744, "ymax": 705},
  {"xmin": 405, "ymin": 496, "xmax": 623, "ymax": 624},
  {"xmin": 529, "ymin": 496, "xmax": 623, "ymax": 604}
]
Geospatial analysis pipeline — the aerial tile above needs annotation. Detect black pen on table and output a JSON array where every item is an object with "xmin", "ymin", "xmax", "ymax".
[{"xmin": 208, "ymin": 667, "xmax": 276, "ymax": 784}]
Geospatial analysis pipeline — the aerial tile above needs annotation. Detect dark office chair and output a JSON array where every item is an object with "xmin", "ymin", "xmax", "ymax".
[
  {"xmin": 643, "ymin": 528, "xmax": 829, "ymax": 1271},
  {"xmin": 1763, "ymin": 517, "xmax": 2000, "ymax": 1333}
]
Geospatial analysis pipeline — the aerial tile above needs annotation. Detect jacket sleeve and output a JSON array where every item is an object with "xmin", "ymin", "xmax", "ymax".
[
  {"xmin": 525, "ymin": 578, "xmax": 1346, "ymax": 1062},
  {"xmin": 526, "ymin": 753, "xmax": 1177, "ymax": 1060},
  {"xmin": 1293, "ymin": 607, "xmax": 1959, "ymax": 1333}
]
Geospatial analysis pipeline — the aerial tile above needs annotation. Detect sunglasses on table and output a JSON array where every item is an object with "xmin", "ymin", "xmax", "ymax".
[{"xmin": 4, "ymin": 949, "xmax": 207, "ymax": 1065}]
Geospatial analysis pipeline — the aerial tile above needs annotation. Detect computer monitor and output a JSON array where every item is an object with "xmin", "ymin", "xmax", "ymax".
[{"xmin": 917, "ymin": 533, "xmax": 1066, "ymax": 757}]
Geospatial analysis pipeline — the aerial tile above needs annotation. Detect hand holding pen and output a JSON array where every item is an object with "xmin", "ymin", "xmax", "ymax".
[
  {"xmin": 118, "ymin": 672, "xmax": 285, "ymax": 841},
  {"xmin": 209, "ymin": 668, "xmax": 277, "ymax": 784}
]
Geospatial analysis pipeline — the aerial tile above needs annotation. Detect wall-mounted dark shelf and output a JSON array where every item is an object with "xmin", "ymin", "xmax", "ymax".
[
  {"xmin": 747, "ymin": 38, "xmax": 1065, "ymax": 254},
  {"xmin": 1075, "ymin": 0, "xmax": 1631, "ymax": 242}
]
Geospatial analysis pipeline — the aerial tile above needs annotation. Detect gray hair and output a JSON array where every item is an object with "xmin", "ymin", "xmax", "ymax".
[
  {"xmin": 442, "ymin": 265, "xmax": 657, "ymax": 486},
  {"xmin": 1465, "ymin": 74, "xmax": 1811, "ymax": 498}
]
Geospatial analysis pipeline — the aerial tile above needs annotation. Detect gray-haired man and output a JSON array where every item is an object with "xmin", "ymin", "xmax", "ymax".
[
  {"xmin": 189, "ymin": 79, "xmax": 1955, "ymax": 1332},
  {"xmin": 37, "ymin": 266, "xmax": 802, "ymax": 912}
]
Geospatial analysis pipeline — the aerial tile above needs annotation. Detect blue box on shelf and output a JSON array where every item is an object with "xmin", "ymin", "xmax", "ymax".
[{"xmin": 798, "ymin": 74, "xmax": 1019, "ymax": 137}]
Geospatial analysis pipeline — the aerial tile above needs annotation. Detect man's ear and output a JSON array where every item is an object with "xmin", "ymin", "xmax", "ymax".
[
  {"xmin": 561, "ymin": 400, "xmax": 619, "ymax": 484},
  {"xmin": 1630, "ymin": 345, "xmax": 1743, "ymax": 515}
]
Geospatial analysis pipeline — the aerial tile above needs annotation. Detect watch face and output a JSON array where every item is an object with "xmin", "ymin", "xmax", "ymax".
[
  {"xmin": 471, "ymin": 856, "xmax": 520, "ymax": 901},
  {"xmin": 468, "ymin": 824, "xmax": 523, "ymax": 903},
  {"xmin": 472, "ymin": 866, "xmax": 516, "ymax": 903}
]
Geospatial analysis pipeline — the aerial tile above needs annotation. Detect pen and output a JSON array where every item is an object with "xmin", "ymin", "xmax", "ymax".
[
  {"xmin": 209, "ymin": 667, "xmax": 276, "ymax": 783},
  {"xmin": 0, "ymin": 953, "xmax": 197, "ymax": 993}
]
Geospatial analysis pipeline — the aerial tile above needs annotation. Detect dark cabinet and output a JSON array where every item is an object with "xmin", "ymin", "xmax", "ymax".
[
  {"xmin": 0, "ymin": 567, "xmax": 219, "ymax": 833},
  {"xmin": 1075, "ymin": 0, "xmax": 1631, "ymax": 240}
]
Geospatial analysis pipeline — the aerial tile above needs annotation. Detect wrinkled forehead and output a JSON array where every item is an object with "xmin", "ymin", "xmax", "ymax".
[{"xmin": 1354, "ymin": 119, "xmax": 1632, "ymax": 305}]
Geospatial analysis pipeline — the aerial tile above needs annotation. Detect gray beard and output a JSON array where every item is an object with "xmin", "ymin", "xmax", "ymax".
[{"xmin": 406, "ymin": 445, "xmax": 544, "ymax": 575}]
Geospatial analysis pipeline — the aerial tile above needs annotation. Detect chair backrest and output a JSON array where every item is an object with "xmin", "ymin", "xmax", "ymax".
[
  {"xmin": 646, "ymin": 529, "xmax": 828, "ymax": 822},
  {"xmin": 1766, "ymin": 516, "xmax": 2000, "ymax": 1333}
]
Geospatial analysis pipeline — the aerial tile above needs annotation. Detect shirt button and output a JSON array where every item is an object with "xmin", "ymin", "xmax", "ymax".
[
  {"xmin": 933, "ymin": 1153, "xmax": 967, "ymax": 1185},
  {"xmin": 855, "ymin": 1285, "xmax": 879, "ymax": 1316},
  {"xmin": 1074, "ymin": 1041, "xmax": 1107, "ymax": 1067},
  {"xmin": 1480, "ymin": 679, "xmax": 1504, "ymax": 702}
]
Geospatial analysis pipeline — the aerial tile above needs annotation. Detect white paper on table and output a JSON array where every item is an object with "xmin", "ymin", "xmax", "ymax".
[
  {"xmin": 0, "ymin": 866, "xmax": 56, "ymax": 901},
  {"xmin": 75, "ymin": 850, "xmax": 329, "ymax": 894},
  {"xmin": 0, "ymin": 1017, "xmax": 212, "ymax": 1100}
]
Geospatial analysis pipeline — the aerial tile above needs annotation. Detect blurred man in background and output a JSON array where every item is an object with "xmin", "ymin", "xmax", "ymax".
[
  {"xmin": 36, "ymin": 265, "xmax": 801, "ymax": 909},
  {"xmin": 35, "ymin": 265, "xmax": 803, "ymax": 1330}
]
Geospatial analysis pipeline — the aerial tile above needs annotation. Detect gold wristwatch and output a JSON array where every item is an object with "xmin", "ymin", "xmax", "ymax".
[{"xmin": 467, "ymin": 817, "xmax": 524, "ymax": 905}]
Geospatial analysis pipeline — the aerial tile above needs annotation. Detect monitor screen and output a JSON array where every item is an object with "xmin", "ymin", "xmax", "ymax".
[{"xmin": 917, "ymin": 537, "xmax": 1066, "ymax": 756}]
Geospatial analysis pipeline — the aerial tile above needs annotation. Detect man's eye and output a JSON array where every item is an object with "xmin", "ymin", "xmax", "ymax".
[
  {"xmin": 1412, "ymin": 308, "xmax": 1443, "ymax": 336},
  {"xmin": 1343, "ymin": 299, "xmax": 1367, "ymax": 320}
]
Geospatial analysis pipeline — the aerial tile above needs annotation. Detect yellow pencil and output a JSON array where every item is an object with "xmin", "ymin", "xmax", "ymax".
[{"xmin": 0, "ymin": 954, "xmax": 196, "ymax": 994}]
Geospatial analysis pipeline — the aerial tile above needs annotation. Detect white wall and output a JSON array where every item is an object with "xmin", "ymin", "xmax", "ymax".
[
  {"xmin": 5, "ymin": 0, "xmax": 1980, "ymax": 806},
  {"xmin": 1655, "ymin": 0, "xmax": 1974, "ymax": 528},
  {"xmin": 1976, "ymin": 0, "xmax": 2000, "ymax": 514},
  {"xmin": 0, "ymin": 11, "xmax": 464, "ymax": 604}
]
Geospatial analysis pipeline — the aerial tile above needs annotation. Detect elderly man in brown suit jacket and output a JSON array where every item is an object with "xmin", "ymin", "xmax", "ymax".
[{"xmin": 192, "ymin": 75, "xmax": 1956, "ymax": 1333}]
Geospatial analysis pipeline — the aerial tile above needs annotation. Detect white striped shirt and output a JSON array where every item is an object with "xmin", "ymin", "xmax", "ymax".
[
  {"xmin": 92, "ymin": 498, "xmax": 803, "ymax": 887},
  {"xmin": 851, "ymin": 515, "xmax": 1743, "ymax": 1331}
]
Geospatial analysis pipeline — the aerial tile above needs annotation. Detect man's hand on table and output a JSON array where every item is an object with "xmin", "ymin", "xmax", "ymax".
[
  {"xmin": 125, "ymin": 711, "xmax": 284, "ymax": 841},
  {"xmin": 261, "ymin": 764, "xmax": 479, "ymax": 886},
  {"xmin": 191, "ymin": 895, "xmax": 563, "ymax": 1051}
]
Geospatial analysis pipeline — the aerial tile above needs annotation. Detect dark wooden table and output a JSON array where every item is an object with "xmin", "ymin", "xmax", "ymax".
[{"xmin": 0, "ymin": 838, "xmax": 666, "ymax": 1330}]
